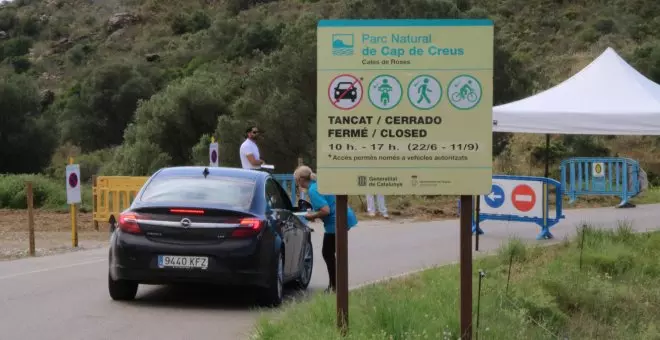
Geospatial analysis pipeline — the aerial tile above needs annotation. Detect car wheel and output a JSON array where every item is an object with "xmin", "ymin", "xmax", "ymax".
[
  {"xmin": 293, "ymin": 236, "xmax": 313, "ymax": 290},
  {"xmin": 258, "ymin": 250, "xmax": 284, "ymax": 307},
  {"xmin": 108, "ymin": 272, "xmax": 138, "ymax": 301}
]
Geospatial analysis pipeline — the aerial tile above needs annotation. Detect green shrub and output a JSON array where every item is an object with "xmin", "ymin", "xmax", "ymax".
[
  {"xmin": 593, "ymin": 18, "xmax": 616, "ymax": 34},
  {"xmin": 170, "ymin": 13, "xmax": 189, "ymax": 35},
  {"xmin": 0, "ymin": 36, "xmax": 33, "ymax": 60},
  {"xmin": 189, "ymin": 10, "xmax": 211, "ymax": 32},
  {"xmin": 67, "ymin": 44, "xmax": 93, "ymax": 66},
  {"xmin": 0, "ymin": 9, "xmax": 17, "ymax": 31},
  {"xmin": 0, "ymin": 174, "xmax": 66, "ymax": 209},
  {"xmin": 170, "ymin": 10, "xmax": 211, "ymax": 35},
  {"xmin": 45, "ymin": 147, "xmax": 115, "ymax": 183},
  {"xmin": 578, "ymin": 27, "xmax": 600, "ymax": 44},
  {"xmin": 0, "ymin": 174, "xmax": 92, "ymax": 211},
  {"xmin": 9, "ymin": 55, "xmax": 31, "ymax": 73},
  {"xmin": 19, "ymin": 15, "xmax": 40, "ymax": 36}
]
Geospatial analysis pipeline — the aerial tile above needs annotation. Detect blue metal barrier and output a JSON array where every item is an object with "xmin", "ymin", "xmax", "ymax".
[
  {"xmin": 272, "ymin": 174, "xmax": 305, "ymax": 204},
  {"xmin": 560, "ymin": 157, "xmax": 641, "ymax": 208},
  {"xmin": 459, "ymin": 175, "xmax": 565, "ymax": 240}
]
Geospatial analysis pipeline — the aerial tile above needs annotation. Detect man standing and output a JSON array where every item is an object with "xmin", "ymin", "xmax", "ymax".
[{"xmin": 239, "ymin": 125, "xmax": 264, "ymax": 169}]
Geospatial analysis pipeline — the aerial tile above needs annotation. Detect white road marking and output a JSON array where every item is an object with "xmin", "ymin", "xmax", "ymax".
[{"xmin": 0, "ymin": 258, "xmax": 105, "ymax": 281}]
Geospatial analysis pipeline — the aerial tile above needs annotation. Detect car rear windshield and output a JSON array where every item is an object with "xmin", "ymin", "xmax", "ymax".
[{"xmin": 139, "ymin": 176, "xmax": 256, "ymax": 210}]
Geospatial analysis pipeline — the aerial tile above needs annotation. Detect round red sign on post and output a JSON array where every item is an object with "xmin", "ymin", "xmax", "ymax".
[
  {"xmin": 68, "ymin": 172, "xmax": 78, "ymax": 188},
  {"xmin": 511, "ymin": 184, "xmax": 536, "ymax": 212}
]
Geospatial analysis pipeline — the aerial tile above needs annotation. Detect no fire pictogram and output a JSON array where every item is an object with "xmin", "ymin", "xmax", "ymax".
[{"xmin": 328, "ymin": 74, "xmax": 363, "ymax": 110}]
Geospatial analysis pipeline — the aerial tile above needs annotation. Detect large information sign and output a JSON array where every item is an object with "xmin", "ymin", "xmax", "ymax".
[{"xmin": 316, "ymin": 19, "xmax": 494, "ymax": 195}]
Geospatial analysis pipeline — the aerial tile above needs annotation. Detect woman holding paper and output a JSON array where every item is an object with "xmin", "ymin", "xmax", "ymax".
[{"xmin": 293, "ymin": 165, "xmax": 358, "ymax": 293}]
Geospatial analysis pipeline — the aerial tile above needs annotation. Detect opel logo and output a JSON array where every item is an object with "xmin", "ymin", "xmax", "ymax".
[{"xmin": 180, "ymin": 218, "xmax": 192, "ymax": 228}]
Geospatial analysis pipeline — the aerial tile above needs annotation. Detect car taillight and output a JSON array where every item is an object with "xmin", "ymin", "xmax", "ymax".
[
  {"xmin": 118, "ymin": 212, "xmax": 146, "ymax": 234},
  {"xmin": 231, "ymin": 218, "xmax": 264, "ymax": 237}
]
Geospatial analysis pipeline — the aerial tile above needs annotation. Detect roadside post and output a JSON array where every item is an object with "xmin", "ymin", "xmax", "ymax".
[
  {"xmin": 26, "ymin": 181, "xmax": 35, "ymax": 256},
  {"xmin": 209, "ymin": 136, "xmax": 219, "ymax": 167},
  {"xmin": 316, "ymin": 19, "xmax": 494, "ymax": 338},
  {"xmin": 66, "ymin": 157, "xmax": 81, "ymax": 247},
  {"xmin": 475, "ymin": 195, "xmax": 481, "ymax": 251}
]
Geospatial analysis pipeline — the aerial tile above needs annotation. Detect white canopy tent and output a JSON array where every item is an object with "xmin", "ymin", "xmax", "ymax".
[{"xmin": 492, "ymin": 47, "xmax": 660, "ymax": 135}]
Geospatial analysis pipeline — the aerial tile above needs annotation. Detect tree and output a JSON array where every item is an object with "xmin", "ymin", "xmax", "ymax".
[
  {"xmin": 106, "ymin": 68, "xmax": 238, "ymax": 175},
  {"xmin": 0, "ymin": 74, "xmax": 57, "ymax": 173},
  {"xmin": 216, "ymin": 13, "xmax": 318, "ymax": 171},
  {"xmin": 56, "ymin": 62, "xmax": 160, "ymax": 152}
]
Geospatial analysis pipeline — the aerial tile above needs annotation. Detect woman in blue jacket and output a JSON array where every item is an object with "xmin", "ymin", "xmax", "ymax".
[{"xmin": 293, "ymin": 165, "xmax": 358, "ymax": 293}]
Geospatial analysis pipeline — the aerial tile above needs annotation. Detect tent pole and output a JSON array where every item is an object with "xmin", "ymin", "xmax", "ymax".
[{"xmin": 544, "ymin": 134, "xmax": 550, "ymax": 178}]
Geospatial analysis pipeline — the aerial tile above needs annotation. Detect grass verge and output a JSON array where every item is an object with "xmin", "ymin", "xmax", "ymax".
[{"xmin": 251, "ymin": 225, "xmax": 660, "ymax": 340}]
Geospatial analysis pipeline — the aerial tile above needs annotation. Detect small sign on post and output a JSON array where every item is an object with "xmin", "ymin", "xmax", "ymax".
[
  {"xmin": 66, "ymin": 157, "xmax": 80, "ymax": 247},
  {"xmin": 317, "ymin": 18, "xmax": 494, "ymax": 338},
  {"xmin": 209, "ymin": 136, "xmax": 219, "ymax": 167}
]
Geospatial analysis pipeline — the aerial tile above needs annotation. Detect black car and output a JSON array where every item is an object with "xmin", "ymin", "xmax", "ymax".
[
  {"xmin": 334, "ymin": 81, "xmax": 358, "ymax": 102},
  {"xmin": 107, "ymin": 166, "xmax": 314, "ymax": 307}
]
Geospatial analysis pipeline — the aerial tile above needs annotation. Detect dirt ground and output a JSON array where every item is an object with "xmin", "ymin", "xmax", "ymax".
[{"xmin": 0, "ymin": 209, "xmax": 109, "ymax": 261}]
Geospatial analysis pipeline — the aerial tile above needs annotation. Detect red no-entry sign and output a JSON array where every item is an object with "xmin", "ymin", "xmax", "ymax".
[{"xmin": 511, "ymin": 184, "xmax": 536, "ymax": 212}]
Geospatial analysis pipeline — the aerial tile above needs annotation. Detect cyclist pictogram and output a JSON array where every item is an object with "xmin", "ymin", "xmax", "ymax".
[{"xmin": 447, "ymin": 75, "xmax": 482, "ymax": 110}]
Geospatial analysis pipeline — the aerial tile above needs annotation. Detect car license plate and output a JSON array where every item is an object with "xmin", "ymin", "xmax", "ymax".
[{"xmin": 158, "ymin": 255, "xmax": 208, "ymax": 270}]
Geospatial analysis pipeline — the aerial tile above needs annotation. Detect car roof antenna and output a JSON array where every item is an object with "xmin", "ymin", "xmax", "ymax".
[{"xmin": 203, "ymin": 167, "xmax": 209, "ymax": 178}]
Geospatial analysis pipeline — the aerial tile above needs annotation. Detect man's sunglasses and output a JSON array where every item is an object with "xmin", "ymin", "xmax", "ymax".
[{"xmin": 251, "ymin": 130, "xmax": 260, "ymax": 134}]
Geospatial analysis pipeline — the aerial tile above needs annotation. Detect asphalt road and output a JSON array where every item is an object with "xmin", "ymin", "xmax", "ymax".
[{"xmin": 1, "ymin": 203, "xmax": 659, "ymax": 340}]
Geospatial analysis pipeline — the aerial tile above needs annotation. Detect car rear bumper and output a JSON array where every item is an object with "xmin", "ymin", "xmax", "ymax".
[
  {"xmin": 109, "ymin": 231, "xmax": 274, "ymax": 287},
  {"xmin": 111, "ymin": 266, "xmax": 267, "ymax": 286}
]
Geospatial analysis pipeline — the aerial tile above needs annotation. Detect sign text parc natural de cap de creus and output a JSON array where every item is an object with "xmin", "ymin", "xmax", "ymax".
[{"xmin": 360, "ymin": 32, "xmax": 465, "ymax": 62}]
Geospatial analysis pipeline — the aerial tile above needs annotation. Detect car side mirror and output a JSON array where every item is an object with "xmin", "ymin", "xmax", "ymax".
[{"xmin": 297, "ymin": 199, "xmax": 312, "ymax": 212}]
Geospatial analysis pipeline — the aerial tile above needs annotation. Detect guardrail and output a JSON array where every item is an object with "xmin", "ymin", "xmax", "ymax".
[
  {"xmin": 93, "ymin": 171, "xmax": 300, "ymax": 229},
  {"xmin": 560, "ymin": 157, "xmax": 643, "ymax": 208},
  {"xmin": 459, "ymin": 175, "xmax": 565, "ymax": 240}
]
